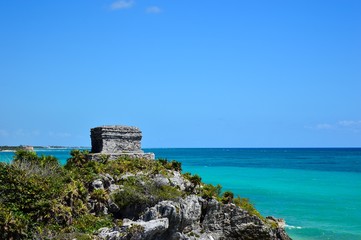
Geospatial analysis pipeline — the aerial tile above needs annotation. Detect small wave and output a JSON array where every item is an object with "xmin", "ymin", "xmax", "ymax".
[{"xmin": 285, "ymin": 224, "xmax": 303, "ymax": 229}]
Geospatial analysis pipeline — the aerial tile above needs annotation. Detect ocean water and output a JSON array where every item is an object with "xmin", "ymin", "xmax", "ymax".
[{"xmin": 1, "ymin": 148, "xmax": 361, "ymax": 240}]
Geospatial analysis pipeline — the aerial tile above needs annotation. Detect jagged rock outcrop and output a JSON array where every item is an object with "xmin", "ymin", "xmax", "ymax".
[
  {"xmin": 86, "ymin": 126, "xmax": 291, "ymax": 240},
  {"xmin": 96, "ymin": 194, "xmax": 291, "ymax": 240},
  {"xmin": 153, "ymin": 171, "xmax": 192, "ymax": 191},
  {"xmin": 88, "ymin": 125, "xmax": 154, "ymax": 160},
  {"xmin": 94, "ymin": 171, "xmax": 291, "ymax": 240}
]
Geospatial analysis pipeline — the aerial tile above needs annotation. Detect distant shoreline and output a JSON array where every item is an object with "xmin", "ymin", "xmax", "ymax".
[{"xmin": 0, "ymin": 146, "xmax": 90, "ymax": 153}]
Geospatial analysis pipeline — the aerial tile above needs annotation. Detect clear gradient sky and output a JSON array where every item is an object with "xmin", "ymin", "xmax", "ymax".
[{"xmin": 0, "ymin": 1, "xmax": 360, "ymax": 147}]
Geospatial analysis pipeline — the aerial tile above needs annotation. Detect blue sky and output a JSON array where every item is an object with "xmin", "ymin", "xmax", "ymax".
[{"xmin": 0, "ymin": 0, "xmax": 360, "ymax": 147}]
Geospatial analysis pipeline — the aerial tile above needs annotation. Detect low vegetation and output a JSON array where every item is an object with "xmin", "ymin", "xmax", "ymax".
[{"xmin": 0, "ymin": 150, "xmax": 265, "ymax": 239}]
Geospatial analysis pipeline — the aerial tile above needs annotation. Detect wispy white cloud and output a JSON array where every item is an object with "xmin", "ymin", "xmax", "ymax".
[
  {"xmin": 110, "ymin": 0, "xmax": 134, "ymax": 10},
  {"xmin": 338, "ymin": 120, "xmax": 361, "ymax": 133},
  {"xmin": 48, "ymin": 132, "xmax": 72, "ymax": 138},
  {"xmin": 14, "ymin": 129, "xmax": 40, "ymax": 137},
  {"xmin": 146, "ymin": 6, "xmax": 162, "ymax": 14},
  {"xmin": 0, "ymin": 129, "xmax": 9, "ymax": 137},
  {"xmin": 15, "ymin": 129, "xmax": 26, "ymax": 137},
  {"xmin": 338, "ymin": 120, "xmax": 361, "ymax": 127},
  {"xmin": 308, "ymin": 120, "xmax": 361, "ymax": 132},
  {"xmin": 315, "ymin": 123, "xmax": 334, "ymax": 130},
  {"xmin": 0, "ymin": 128, "xmax": 42, "ymax": 140}
]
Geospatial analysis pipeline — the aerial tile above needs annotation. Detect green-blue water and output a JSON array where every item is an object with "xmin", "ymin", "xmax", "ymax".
[{"xmin": 1, "ymin": 148, "xmax": 361, "ymax": 240}]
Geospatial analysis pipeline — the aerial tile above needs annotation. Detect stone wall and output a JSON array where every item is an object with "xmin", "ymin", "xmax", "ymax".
[
  {"xmin": 89, "ymin": 125, "xmax": 154, "ymax": 160},
  {"xmin": 91, "ymin": 126, "xmax": 142, "ymax": 153}
]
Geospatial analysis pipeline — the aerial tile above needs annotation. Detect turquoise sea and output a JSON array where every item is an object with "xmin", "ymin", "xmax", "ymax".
[{"xmin": 1, "ymin": 148, "xmax": 361, "ymax": 240}]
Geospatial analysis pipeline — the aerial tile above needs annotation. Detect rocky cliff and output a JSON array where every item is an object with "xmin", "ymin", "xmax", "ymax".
[
  {"xmin": 0, "ymin": 126, "xmax": 292, "ymax": 240},
  {"xmin": 88, "ymin": 158, "xmax": 291, "ymax": 240}
]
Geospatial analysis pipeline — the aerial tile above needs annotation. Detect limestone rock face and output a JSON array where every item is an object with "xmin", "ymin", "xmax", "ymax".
[
  {"xmin": 96, "ymin": 193, "xmax": 292, "ymax": 240},
  {"xmin": 123, "ymin": 218, "xmax": 170, "ymax": 239}
]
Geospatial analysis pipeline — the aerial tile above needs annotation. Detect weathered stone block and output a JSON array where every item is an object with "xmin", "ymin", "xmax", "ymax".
[
  {"xmin": 89, "ymin": 125, "xmax": 155, "ymax": 160},
  {"xmin": 91, "ymin": 126, "xmax": 142, "ymax": 153}
]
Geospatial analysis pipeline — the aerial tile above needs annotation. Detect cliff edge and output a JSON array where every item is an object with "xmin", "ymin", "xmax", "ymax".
[
  {"xmin": 0, "ymin": 126, "xmax": 291, "ymax": 240},
  {"xmin": 91, "ymin": 161, "xmax": 291, "ymax": 240}
]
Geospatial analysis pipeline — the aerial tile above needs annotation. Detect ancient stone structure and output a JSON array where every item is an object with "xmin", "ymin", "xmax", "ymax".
[
  {"xmin": 91, "ymin": 126, "xmax": 143, "ymax": 153},
  {"xmin": 88, "ymin": 125, "xmax": 154, "ymax": 161}
]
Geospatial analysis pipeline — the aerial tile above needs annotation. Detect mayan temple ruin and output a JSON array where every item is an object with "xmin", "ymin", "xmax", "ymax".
[{"xmin": 88, "ymin": 125, "xmax": 154, "ymax": 161}]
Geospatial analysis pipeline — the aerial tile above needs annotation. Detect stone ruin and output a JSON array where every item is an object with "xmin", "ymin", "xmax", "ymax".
[{"xmin": 88, "ymin": 125, "xmax": 155, "ymax": 161}]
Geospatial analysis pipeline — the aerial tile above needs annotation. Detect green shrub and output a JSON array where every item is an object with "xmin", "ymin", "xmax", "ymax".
[
  {"xmin": 112, "ymin": 177, "xmax": 182, "ymax": 212},
  {"xmin": 90, "ymin": 189, "xmax": 109, "ymax": 202},
  {"xmin": 12, "ymin": 150, "xmax": 60, "ymax": 177},
  {"xmin": 187, "ymin": 174, "xmax": 202, "ymax": 193},
  {"xmin": 13, "ymin": 150, "xmax": 38, "ymax": 163},
  {"xmin": 0, "ymin": 151, "xmax": 93, "ymax": 237},
  {"xmin": 233, "ymin": 196, "xmax": 264, "ymax": 220},
  {"xmin": 156, "ymin": 158, "xmax": 182, "ymax": 172},
  {"xmin": 201, "ymin": 183, "xmax": 222, "ymax": 199},
  {"xmin": 0, "ymin": 162, "xmax": 64, "ymax": 219},
  {"xmin": 0, "ymin": 203, "xmax": 29, "ymax": 239},
  {"xmin": 65, "ymin": 150, "xmax": 89, "ymax": 169},
  {"xmin": 221, "ymin": 191, "xmax": 234, "ymax": 204},
  {"xmin": 169, "ymin": 160, "xmax": 182, "ymax": 171},
  {"xmin": 182, "ymin": 172, "xmax": 192, "ymax": 179},
  {"xmin": 57, "ymin": 233, "xmax": 93, "ymax": 240},
  {"xmin": 70, "ymin": 214, "xmax": 112, "ymax": 233},
  {"xmin": 154, "ymin": 185, "xmax": 183, "ymax": 200},
  {"xmin": 157, "ymin": 158, "xmax": 168, "ymax": 166},
  {"xmin": 112, "ymin": 179, "xmax": 148, "ymax": 209},
  {"xmin": 189, "ymin": 174, "xmax": 202, "ymax": 186}
]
